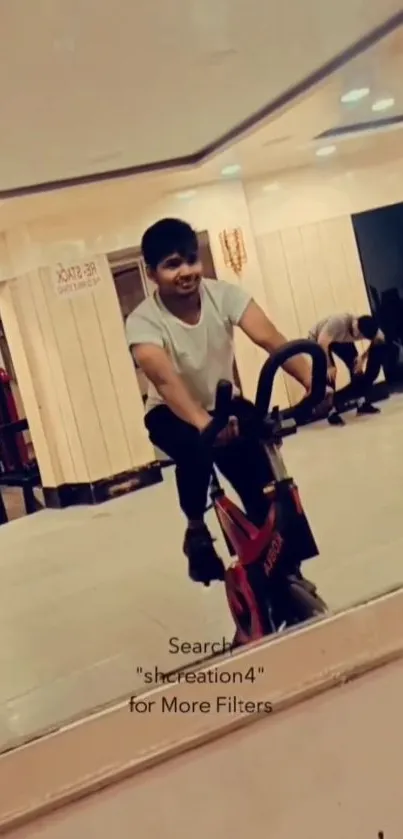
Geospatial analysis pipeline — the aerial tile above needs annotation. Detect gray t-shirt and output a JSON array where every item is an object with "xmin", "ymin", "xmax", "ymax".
[
  {"xmin": 125, "ymin": 278, "xmax": 252, "ymax": 412},
  {"xmin": 308, "ymin": 313, "xmax": 355, "ymax": 344}
]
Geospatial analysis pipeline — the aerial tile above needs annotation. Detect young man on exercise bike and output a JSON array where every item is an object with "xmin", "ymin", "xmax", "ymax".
[
  {"xmin": 308, "ymin": 313, "xmax": 385, "ymax": 426},
  {"xmin": 126, "ymin": 218, "xmax": 313, "ymax": 585}
]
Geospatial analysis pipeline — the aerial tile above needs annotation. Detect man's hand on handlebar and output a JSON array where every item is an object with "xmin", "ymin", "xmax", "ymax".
[
  {"xmin": 215, "ymin": 416, "xmax": 239, "ymax": 446},
  {"xmin": 194, "ymin": 411, "xmax": 214, "ymax": 433},
  {"xmin": 353, "ymin": 355, "xmax": 365, "ymax": 376},
  {"xmin": 196, "ymin": 409, "xmax": 240, "ymax": 447}
]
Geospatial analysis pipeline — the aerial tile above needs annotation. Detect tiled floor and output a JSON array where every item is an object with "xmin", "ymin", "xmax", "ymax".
[
  {"xmin": 1, "ymin": 395, "xmax": 403, "ymax": 753},
  {"xmin": 11, "ymin": 659, "xmax": 403, "ymax": 838}
]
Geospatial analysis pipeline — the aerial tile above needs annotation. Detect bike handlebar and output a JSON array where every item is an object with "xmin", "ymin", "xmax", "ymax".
[
  {"xmin": 255, "ymin": 339, "xmax": 327, "ymax": 421},
  {"xmin": 201, "ymin": 339, "xmax": 327, "ymax": 445},
  {"xmin": 201, "ymin": 380, "xmax": 233, "ymax": 446}
]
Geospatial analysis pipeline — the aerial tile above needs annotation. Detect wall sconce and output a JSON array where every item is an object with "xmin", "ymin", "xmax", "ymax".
[{"xmin": 219, "ymin": 228, "xmax": 247, "ymax": 276}]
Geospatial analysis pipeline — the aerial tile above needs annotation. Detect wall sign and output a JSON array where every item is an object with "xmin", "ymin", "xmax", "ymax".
[{"xmin": 52, "ymin": 260, "xmax": 102, "ymax": 298}]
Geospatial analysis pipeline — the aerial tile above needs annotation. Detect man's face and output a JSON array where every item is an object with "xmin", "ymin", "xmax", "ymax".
[{"xmin": 149, "ymin": 250, "xmax": 203, "ymax": 299}]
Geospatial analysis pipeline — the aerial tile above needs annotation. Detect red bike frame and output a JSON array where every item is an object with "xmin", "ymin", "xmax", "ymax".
[
  {"xmin": 205, "ymin": 340, "xmax": 328, "ymax": 646},
  {"xmin": 212, "ymin": 479, "xmax": 307, "ymax": 645}
]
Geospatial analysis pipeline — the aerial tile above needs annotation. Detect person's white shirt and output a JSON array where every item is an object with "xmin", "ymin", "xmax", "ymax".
[{"xmin": 125, "ymin": 278, "xmax": 251, "ymax": 413}]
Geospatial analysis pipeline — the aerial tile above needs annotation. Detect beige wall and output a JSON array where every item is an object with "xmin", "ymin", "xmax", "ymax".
[
  {"xmin": 244, "ymin": 156, "xmax": 403, "ymax": 394},
  {"xmin": 244, "ymin": 153, "xmax": 403, "ymax": 234},
  {"xmin": 0, "ymin": 258, "xmax": 153, "ymax": 486},
  {"xmin": 0, "ymin": 181, "xmax": 288, "ymax": 409},
  {"xmin": 0, "ymin": 153, "xmax": 401, "ymax": 480},
  {"xmin": 254, "ymin": 217, "xmax": 370, "ymax": 400}
]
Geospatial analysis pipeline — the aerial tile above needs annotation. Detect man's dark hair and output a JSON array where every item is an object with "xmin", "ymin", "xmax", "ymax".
[
  {"xmin": 357, "ymin": 315, "xmax": 378, "ymax": 340},
  {"xmin": 141, "ymin": 218, "xmax": 198, "ymax": 269}
]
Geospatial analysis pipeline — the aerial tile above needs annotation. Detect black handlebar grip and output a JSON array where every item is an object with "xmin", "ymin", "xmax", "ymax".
[
  {"xmin": 214, "ymin": 379, "xmax": 233, "ymax": 418},
  {"xmin": 200, "ymin": 379, "xmax": 233, "ymax": 445},
  {"xmin": 255, "ymin": 339, "xmax": 327, "ymax": 420}
]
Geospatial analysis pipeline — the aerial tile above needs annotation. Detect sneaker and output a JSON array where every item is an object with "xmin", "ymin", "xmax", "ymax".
[
  {"xmin": 183, "ymin": 525, "xmax": 226, "ymax": 585},
  {"xmin": 357, "ymin": 401, "xmax": 380, "ymax": 416},
  {"xmin": 327, "ymin": 409, "xmax": 345, "ymax": 426}
]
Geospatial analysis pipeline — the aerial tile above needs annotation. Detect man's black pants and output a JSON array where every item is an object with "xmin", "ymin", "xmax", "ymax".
[
  {"xmin": 145, "ymin": 397, "xmax": 273, "ymax": 526},
  {"xmin": 329, "ymin": 341, "xmax": 385, "ymax": 407}
]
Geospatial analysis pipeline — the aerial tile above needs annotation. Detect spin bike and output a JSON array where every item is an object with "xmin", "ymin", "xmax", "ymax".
[{"xmin": 202, "ymin": 339, "xmax": 328, "ymax": 647}]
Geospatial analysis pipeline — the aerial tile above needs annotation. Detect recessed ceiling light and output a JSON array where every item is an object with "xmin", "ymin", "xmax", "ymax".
[
  {"xmin": 176, "ymin": 189, "xmax": 197, "ymax": 199},
  {"xmin": 262, "ymin": 182, "xmax": 281, "ymax": 192},
  {"xmin": 341, "ymin": 87, "xmax": 370, "ymax": 104},
  {"xmin": 316, "ymin": 145, "xmax": 337, "ymax": 157},
  {"xmin": 372, "ymin": 97, "xmax": 395, "ymax": 112},
  {"xmin": 221, "ymin": 164, "xmax": 241, "ymax": 177}
]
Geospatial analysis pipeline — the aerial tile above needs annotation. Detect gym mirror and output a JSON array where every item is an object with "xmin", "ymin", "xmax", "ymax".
[{"xmin": 1, "ymin": 205, "xmax": 403, "ymax": 759}]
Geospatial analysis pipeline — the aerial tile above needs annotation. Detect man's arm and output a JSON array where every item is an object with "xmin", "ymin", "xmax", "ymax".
[
  {"xmin": 314, "ymin": 327, "xmax": 338, "ymax": 383},
  {"xmin": 374, "ymin": 328, "xmax": 385, "ymax": 344},
  {"xmin": 316, "ymin": 327, "xmax": 335, "ymax": 366},
  {"xmin": 238, "ymin": 300, "xmax": 312, "ymax": 391},
  {"xmin": 356, "ymin": 329, "xmax": 385, "ymax": 374},
  {"xmin": 132, "ymin": 343, "xmax": 211, "ymax": 431},
  {"xmin": 362, "ymin": 328, "xmax": 385, "ymax": 359}
]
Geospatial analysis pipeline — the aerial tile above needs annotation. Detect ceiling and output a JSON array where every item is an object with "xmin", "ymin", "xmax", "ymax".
[
  {"xmin": 160, "ymin": 25, "xmax": 403, "ymax": 192},
  {"xmin": 0, "ymin": 0, "xmax": 402, "ymax": 197}
]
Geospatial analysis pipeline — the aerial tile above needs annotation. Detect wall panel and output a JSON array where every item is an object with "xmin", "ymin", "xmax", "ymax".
[
  {"xmin": 0, "ymin": 260, "xmax": 155, "ymax": 490},
  {"xmin": 257, "ymin": 216, "xmax": 374, "ymax": 398},
  {"xmin": 92, "ymin": 256, "xmax": 153, "ymax": 469},
  {"xmin": 40, "ymin": 267, "xmax": 111, "ymax": 482},
  {"xmin": 8, "ymin": 275, "xmax": 68, "ymax": 482},
  {"xmin": 69, "ymin": 292, "xmax": 131, "ymax": 478},
  {"xmin": 33, "ymin": 269, "xmax": 85, "ymax": 483},
  {"xmin": 256, "ymin": 233, "xmax": 298, "ymax": 407}
]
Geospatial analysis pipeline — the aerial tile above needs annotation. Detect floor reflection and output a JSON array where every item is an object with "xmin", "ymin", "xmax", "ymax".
[{"xmin": 1, "ymin": 394, "xmax": 403, "ymax": 751}]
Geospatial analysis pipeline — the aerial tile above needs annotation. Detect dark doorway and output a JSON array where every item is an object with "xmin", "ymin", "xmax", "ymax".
[{"xmin": 352, "ymin": 202, "xmax": 403, "ymax": 387}]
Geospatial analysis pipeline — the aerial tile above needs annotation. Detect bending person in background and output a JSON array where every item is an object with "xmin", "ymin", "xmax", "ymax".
[
  {"xmin": 126, "ymin": 217, "xmax": 313, "ymax": 585},
  {"xmin": 308, "ymin": 313, "xmax": 385, "ymax": 426}
]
